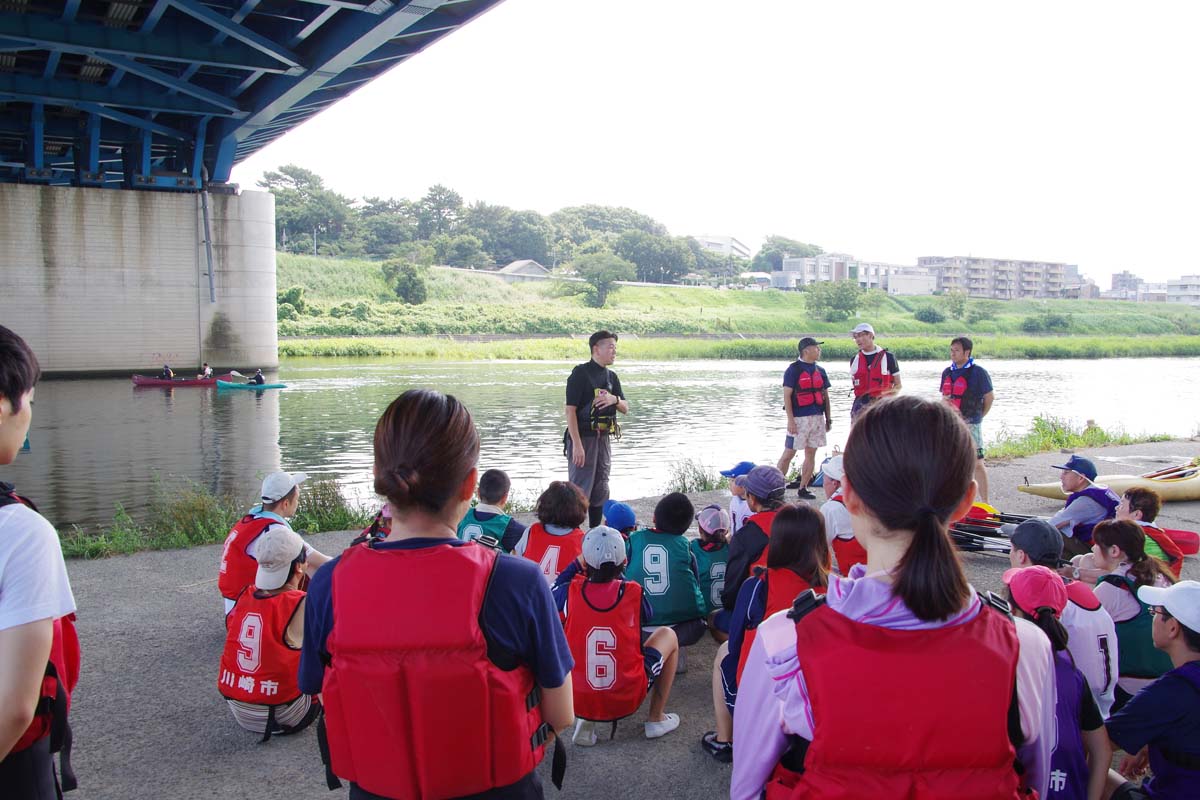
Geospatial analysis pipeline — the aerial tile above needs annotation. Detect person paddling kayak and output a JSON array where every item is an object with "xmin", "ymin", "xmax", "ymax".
[{"xmin": 248, "ymin": 369, "xmax": 265, "ymax": 386}]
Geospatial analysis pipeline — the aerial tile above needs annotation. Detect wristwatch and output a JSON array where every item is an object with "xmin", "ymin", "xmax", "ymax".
[{"xmin": 1072, "ymin": 567, "xmax": 1081, "ymax": 579}]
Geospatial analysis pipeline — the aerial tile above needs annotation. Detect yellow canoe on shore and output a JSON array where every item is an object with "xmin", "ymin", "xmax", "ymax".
[{"xmin": 1018, "ymin": 461, "xmax": 1200, "ymax": 502}]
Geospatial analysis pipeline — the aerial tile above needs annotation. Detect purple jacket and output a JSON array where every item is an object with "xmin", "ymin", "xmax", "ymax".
[{"xmin": 730, "ymin": 565, "xmax": 1057, "ymax": 800}]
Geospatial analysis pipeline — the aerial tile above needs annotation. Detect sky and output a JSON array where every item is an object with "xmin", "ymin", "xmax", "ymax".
[{"xmin": 230, "ymin": 0, "xmax": 1200, "ymax": 285}]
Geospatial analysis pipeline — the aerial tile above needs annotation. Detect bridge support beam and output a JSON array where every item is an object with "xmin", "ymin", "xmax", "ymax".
[{"xmin": 0, "ymin": 182, "xmax": 278, "ymax": 374}]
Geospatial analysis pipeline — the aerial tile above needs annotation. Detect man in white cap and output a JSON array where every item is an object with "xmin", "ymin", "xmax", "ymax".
[
  {"xmin": 1104, "ymin": 581, "xmax": 1200, "ymax": 798},
  {"xmin": 848, "ymin": 323, "xmax": 901, "ymax": 423},
  {"xmin": 217, "ymin": 471, "xmax": 330, "ymax": 614},
  {"xmin": 218, "ymin": 526, "xmax": 320, "ymax": 739}
]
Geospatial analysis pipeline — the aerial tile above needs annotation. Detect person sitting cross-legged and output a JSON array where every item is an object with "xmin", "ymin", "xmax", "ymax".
[
  {"xmin": 218, "ymin": 526, "xmax": 320, "ymax": 739},
  {"xmin": 555, "ymin": 526, "xmax": 680, "ymax": 746}
]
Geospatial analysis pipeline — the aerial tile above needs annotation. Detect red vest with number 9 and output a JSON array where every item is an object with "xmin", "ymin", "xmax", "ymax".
[
  {"xmin": 564, "ymin": 576, "xmax": 648, "ymax": 721},
  {"xmin": 522, "ymin": 523, "xmax": 585, "ymax": 585},
  {"xmin": 218, "ymin": 589, "xmax": 305, "ymax": 705}
]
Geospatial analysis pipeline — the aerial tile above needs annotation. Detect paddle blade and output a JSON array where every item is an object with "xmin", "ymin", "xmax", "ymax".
[{"xmin": 228, "ymin": 370, "xmax": 244, "ymax": 378}]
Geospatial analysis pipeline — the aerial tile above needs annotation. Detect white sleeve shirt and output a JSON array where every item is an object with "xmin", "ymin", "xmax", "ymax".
[{"xmin": 0, "ymin": 504, "xmax": 77, "ymax": 631}]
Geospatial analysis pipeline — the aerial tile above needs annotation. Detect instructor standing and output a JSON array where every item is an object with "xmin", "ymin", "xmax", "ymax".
[{"xmin": 566, "ymin": 330, "xmax": 628, "ymax": 529}]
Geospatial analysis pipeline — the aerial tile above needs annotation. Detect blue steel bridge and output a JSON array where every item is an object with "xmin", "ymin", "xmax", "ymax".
[{"xmin": 0, "ymin": 0, "xmax": 504, "ymax": 190}]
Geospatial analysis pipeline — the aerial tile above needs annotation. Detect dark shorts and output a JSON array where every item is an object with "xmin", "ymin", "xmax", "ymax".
[
  {"xmin": 643, "ymin": 646, "xmax": 665, "ymax": 690},
  {"xmin": 670, "ymin": 617, "xmax": 708, "ymax": 647},
  {"xmin": 1111, "ymin": 782, "xmax": 1149, "ymax": 800},
  {"xmin": 0, "ymin": 737, "xmax": 58, "ymax": 800}
]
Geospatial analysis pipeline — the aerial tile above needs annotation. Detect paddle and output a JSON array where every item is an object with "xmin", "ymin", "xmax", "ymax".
[{"xmin": 228, "ymin": 370, "xmax": 244, "ymax": 378}]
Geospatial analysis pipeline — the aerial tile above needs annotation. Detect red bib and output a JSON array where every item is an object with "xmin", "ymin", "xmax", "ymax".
[
  {"xmin": 522, "ymin": 523, "xmax": 585, "ymax": 584},
  {"xmin": 218, "ymin": 515, "xmax": 275, "ymax": 600},
  {"xmin": 564, "ymin": 576, "xmax": 648, "ymax": 721},
  {"xmin": 218, "ymin": 589, "xmax": 305, "ymax": 705},
  {"xmin": 736, "ymin": 569, "xmax": 823, "ymax": 684}
]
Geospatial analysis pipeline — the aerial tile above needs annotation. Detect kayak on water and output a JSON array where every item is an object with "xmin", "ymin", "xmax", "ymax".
[
  {"xmin": 1018, "ymin": 460, "xmax": 1200, "ymax": 502},
  {"xmin": 217, "ymin": 380, "xmax": 287, "ymax": 390},
  {"xmin": 132, "ymin": 373, "xmax": 234, "ymax": 387}
]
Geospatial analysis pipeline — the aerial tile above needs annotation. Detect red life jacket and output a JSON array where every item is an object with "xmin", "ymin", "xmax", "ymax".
[
  {"xmin": 218, "ymin": 514, "xmax": 276, "ymax": 601},
  {"xmin": 523, "ymin": 523, "xmax": 585, "ymax": 584},
  {"xmin": 941, "ymin": 369, "xmax": 968, "ymax": 410},
  {"xmin": 826, "ymin": 493, "xmax": 868, "ymax": 576},
  {"xmin": 0, "ymin": 485, "xmax": 81, "ymax": 792},
  {"xmin": 564, "ymin": 576, "xmax": 647, "ymax": 722},
  {"xmin": 322, "ymin": 541, "xmax": 546, "ymax": 799},
  {"xmin": 793, "ymin": 365, "xmax": 826, "ymax": 409},
  {"xmin": 851, "ymin": 349, "xmax": 894, "ymax": 399},
  {"xmin": 218, "ymin": 588, "xmax": 305, "ymax": 706},
  {"xmin": 747, "ymin": 510, "xmax": 780, "ymax": 571},
  {"xmin": 736, "ymin": 568, "xmax": 822, "ymax": 684},
  {"xmin": 771, "ymin": 596, "xmax": 1023, "ymax": 800}
]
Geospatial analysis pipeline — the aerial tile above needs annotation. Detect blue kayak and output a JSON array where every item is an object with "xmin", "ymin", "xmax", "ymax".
[{"xmin": 217, "ymin": 380, "xmax": 287, "ymax": 390}]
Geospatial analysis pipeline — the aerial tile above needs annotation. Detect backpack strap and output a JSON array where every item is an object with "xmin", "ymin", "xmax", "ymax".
[{"xmin": 786, "ymin": 589, "xmax": 826, "ymax": 622}]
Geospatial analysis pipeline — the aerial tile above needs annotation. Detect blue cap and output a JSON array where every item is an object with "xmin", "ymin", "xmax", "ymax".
[
  {"xmin": 602, "ymin": 499, "xmax": 637, "ymax": 532},
  {"xmin": 720, "ymin": 460, "xmax": 756, "ymax": 478},
  {"xmin": 1052, "ymin": 455, "xmax": 1098, "ymax": 482}
]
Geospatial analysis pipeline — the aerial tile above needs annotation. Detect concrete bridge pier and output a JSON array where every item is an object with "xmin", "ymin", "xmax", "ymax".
[{"xmin": 0, "ymin": 183, "xmax": 278, "ymax": 375}]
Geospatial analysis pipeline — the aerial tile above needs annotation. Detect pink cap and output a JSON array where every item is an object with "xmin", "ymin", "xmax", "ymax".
[{"xmin": 1002, "ymin": 565, "xmax": 1068, "ymax": 618}]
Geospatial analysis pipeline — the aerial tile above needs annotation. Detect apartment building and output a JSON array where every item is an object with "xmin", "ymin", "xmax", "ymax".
[
  {"xmin": 917, "ymin": 256, "xmax": 1071, "ymax": 299},
  {"xmin": 1167, "ymin": 275, "xmax": 1200, "ymax": 307},
  {"xmin": 694, "ymin": 235, "xmax": 751, "ymax": 260},
  {"xmin": 772, "ymin": 253, "xmax": 930, "ymax": 293}
]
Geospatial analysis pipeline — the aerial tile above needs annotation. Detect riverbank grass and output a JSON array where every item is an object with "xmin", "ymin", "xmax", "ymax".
[
  {"xmin": 61, "ymin": 478, "xmax": 372, "ymax": 559},
  {"xmin": 987, "ymin": 416, "xmax": 1173, "ymax": 460}
]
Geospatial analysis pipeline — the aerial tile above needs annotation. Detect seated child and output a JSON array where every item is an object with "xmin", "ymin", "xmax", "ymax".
[
  {"xmin": 219, "ymin": 471, "xmax": 330, "ymax": 615},
  {"xmin": 691, "ymin": 504, "xmax": 732, "ymax": 642},
  {"xmin": 818, "ymin": 456, "xmax": 865, "ymax": 575},
  {"xmin": 625, "ymin": 492, "xmax": 708, "ymax": 651},
  {"xmin": 515, "ymin": 480, "xmax": 588, "ymax": 585},
  {"xmin": 1104, "ymin": 580, "xmax": 1200, "ymax": 800},
  {"xmin": 720, "ymin": 466, "xmax": 788, "ymax": 613},
  {"xmin": 720, "ymin": 460, "xmax": 754, "ymax": 535},
  {"xmin": 704, "ymin": 503, "xmax": 830, "ymax": 763},
  {"xmin": 554, "ymin": 526, "xmax": 681, "ymax": 745},
  {"xmin": 352, "ymin": 503, "xmax": 392, "ymax": 545},
  {"xmin": 603, "ymin": 499, "xmax": 638, "ymax": 538},
  {"xmin": 218, "ymin": 527, "xmax": 320, "ymax": 739},
  {"xmin": 457, "ymin": 468, "xmax": 527, "ymax": 552}
]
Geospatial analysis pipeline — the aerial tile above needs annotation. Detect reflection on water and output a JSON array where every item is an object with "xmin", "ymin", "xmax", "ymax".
[{"xmin": 5, "ymin": 356, "xmax": 1198, "ymax": 532}]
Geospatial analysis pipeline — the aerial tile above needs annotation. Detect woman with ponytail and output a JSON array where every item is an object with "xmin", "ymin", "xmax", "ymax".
[
  {"xmin": 1091, "ymin": 519, "xmax": 1177, "ymax": 710},
  {"xmin": 731, "ymin": 395, "xmax": 1058, "ymax": 800},
  {"xmin": 300, "ymin": 389, "xmax": 575, "ymax": 799},
  {"xmin": 1004, "ymin": 566, "xmax": 1111, "ymax": 800}
]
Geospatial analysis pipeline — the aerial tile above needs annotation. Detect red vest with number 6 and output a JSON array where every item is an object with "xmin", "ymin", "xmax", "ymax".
[
  {"xmin": 851, "ymin": 349, "xmax": 893, "ymax": 399},
  {"xmin": 322, "ymin": 541, "xmax": 546, "ymax": 799},
  {"xmin": 523, "ymin": 523, "xmax": 585, "ymax": 585},
  {"xmin": 772, "ymin": 600, "xmax": 1022, "ymax": 800},
  {"xmin": 218, "ymin": 514, "xmax": 276, "ymax": 600},
  {"xmin": 793, "ymin": 365, "xmax": 825, "ymax": 409},
  {"xmin": 564, "ymin": 576, "xmax": 648, "ymax": 721},
  {"xmin": 218, "ymin": 589, "xmax": 305, "ymax": 705},
  {"xmin": 941, "ymin": 369, "xmax": 968, "ymax": 410},
  {"xmin": 736, "ymin": 569, "xmax": 823, "ymax": 684}
]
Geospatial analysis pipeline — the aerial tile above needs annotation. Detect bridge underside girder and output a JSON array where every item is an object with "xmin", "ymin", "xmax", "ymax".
[{"xmin": 0, "ymin": 0, "xmax": 504, "ymax": 190}]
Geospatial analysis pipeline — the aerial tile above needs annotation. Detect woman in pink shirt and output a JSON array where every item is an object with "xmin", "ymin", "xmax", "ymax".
[{"xmin": 731, "ymin": 396, "xmax": 1058, "ymax": 800}]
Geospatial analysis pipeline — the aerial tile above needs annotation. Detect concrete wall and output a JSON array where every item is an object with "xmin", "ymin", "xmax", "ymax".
[{"xmin": 0, "ymin": 184, "xmax": 277, "ymax": 374}]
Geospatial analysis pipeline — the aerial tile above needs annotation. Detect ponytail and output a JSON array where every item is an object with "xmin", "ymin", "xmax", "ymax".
[
  {"xmin": 844, "ymin": 396, "xmax": 975, "ymax": 622},
  {"xmin": 1006, "ymin": 589, "xmax": 1070, "ymax": 651},
  {"xmin": 894, "ymin": 508, "xmax": 970, "ymax": 622}
]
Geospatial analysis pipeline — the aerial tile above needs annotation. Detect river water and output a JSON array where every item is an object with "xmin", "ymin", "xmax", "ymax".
[{"xmin": 6, "ymin": 356, "xmax": 1199, "ymax": 533}]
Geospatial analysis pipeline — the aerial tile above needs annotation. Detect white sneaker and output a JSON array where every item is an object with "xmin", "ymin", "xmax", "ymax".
[
  {"xmin": 645, "ymin": 712, "xmax": 680, "ymax": 739},
  {"xmin": 572, "ymin": 718, "xmax": 597, "ymax": 747}
]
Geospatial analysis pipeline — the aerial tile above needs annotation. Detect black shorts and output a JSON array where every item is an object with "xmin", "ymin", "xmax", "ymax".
[
  {"xmin": 1112, "ymin": 782, "xmax": 1149, "ymax": 800},
  {"xmin": 0, "ymin": 737, "xmax": 58, "ymax": 800}
]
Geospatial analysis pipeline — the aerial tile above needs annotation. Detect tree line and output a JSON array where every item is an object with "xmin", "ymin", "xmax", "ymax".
[{"xmin": 259, "ymin": 165, "xmax": 824, "ymax": 289}]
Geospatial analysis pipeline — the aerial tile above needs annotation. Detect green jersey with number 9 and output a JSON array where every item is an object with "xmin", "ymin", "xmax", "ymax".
[
  {"xmin": 689, "ymin": 539, "xmax": 729, "ymax": 615},
  {"xmin": 624, "ymin": 529, "xmax": 705, "ymax": 625},
  {"xmin": 457, "ymin": 508, "xmax": 512, "ymax": 544}
]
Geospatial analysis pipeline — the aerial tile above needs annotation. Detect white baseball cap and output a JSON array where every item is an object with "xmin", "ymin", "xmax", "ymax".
[
  {"xmin": 850, "ymin": 323, "xmax": 875, "ymax": 335},
  {"xmin": 254, "ymin": 527, "xmax": 306, "ymax": 590},
  {"xmin": 582, "ymin": 526, "xmax": 627, "ymax": 569},
  {"xmin": 1137, "ymin": 581, "xmax": 1200, "ymax": 633},
  {"xmin": 261, "ymin": 471, "xmax": 308, "ymax": 503},
  {"xmin": 822, "ymin": 455, "xmax": 845, "ymax": 483}
]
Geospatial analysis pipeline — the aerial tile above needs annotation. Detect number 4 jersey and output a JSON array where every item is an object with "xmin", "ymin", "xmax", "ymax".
[
  {"xmin": 563, "ymin": 576, "xmax": 648, "ymax": 722},
  {"xmin": 522, "ymin": 523, "xmax": 585, "ymax": 586},
  {"xmin": 219, "ymin": 588, "xmax": 305, "ymax": 706}
]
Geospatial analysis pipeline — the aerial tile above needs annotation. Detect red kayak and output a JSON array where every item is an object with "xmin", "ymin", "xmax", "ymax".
[{"xmin": 131, "ymin": 372, "xmax": 233, "ymax": 387}]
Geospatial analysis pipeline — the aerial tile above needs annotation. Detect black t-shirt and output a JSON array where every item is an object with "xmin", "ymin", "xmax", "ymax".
[{"xmin": 565, "ymin": 360, "xmax": 624, "ymax": 438}]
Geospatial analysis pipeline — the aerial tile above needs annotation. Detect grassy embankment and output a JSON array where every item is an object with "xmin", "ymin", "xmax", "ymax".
[
  {"xmin": 276, "ymin": 254, "xmax": 1200, "ymax": 359},
  {"xmin": 60, "ymin": 478, "xmax": 371, "ymax": 559}
]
